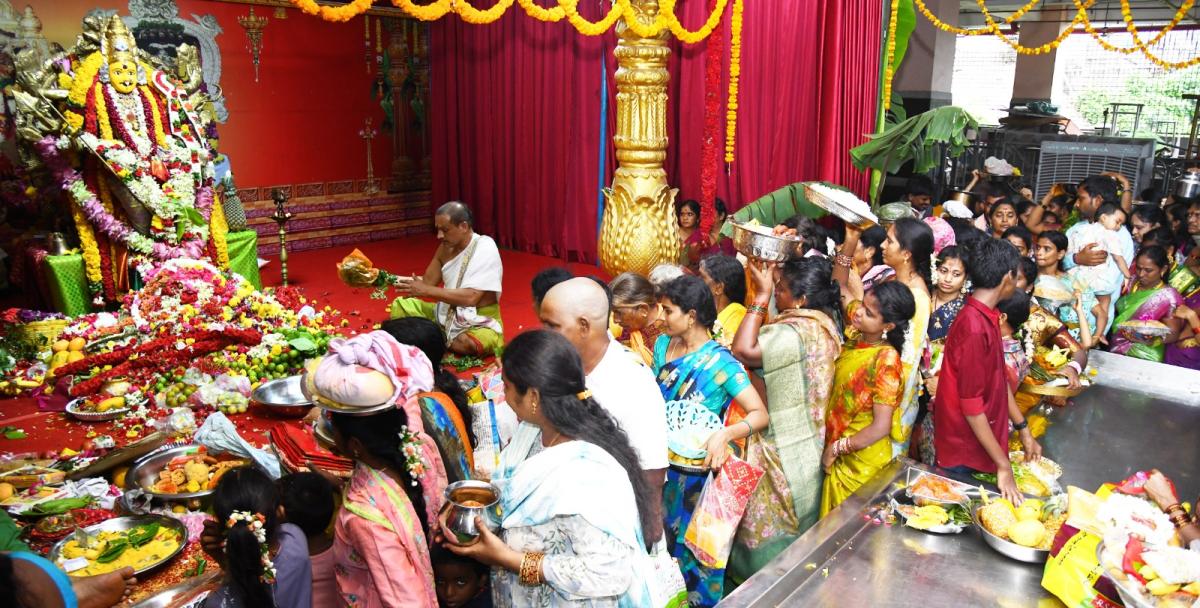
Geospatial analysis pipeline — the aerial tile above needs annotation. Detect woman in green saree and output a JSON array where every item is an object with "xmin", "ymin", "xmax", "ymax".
[
  {"xmin": 1111, "ymin": 246, "xmax": 1185, "ymax": 362},
  {"xmin": 727, "ymin": 257, "xmax": 843, "ymax": 585}
]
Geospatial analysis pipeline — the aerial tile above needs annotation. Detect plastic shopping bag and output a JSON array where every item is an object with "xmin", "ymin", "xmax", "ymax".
[
  {"xmin": 684, "ymin": 456, "xmax": 764, "ymax": 569},
  {"xmin": 646, "ymin": 542, "xmax": 688, "ymax": 608}
]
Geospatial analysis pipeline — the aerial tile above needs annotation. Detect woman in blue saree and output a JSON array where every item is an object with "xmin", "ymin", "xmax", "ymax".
[{"xmin": 653, "ymin": 275, "xmax": 768, "ymax": 607}]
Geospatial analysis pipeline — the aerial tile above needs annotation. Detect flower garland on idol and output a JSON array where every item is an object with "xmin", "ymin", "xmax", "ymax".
[{"xmin": 36, "ymin": 137, "xmax": 214, "ymax": 262}]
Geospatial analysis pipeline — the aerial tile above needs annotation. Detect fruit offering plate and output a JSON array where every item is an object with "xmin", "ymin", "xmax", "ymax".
[{"xmin": 66, "ymin": 396, "xmax": 130, "ymax": 422}]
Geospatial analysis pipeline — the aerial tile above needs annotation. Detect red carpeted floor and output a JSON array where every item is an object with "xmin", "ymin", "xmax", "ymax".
[
  {"xmin": 0, "ymin": 236, "xmax": 601, "ymax": 455},
  {"xmin": 259, "ymin": 233, "xmax": 603, "ymax": 336}
]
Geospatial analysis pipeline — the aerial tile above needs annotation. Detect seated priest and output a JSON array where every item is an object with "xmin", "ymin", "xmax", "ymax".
[{"xmin": 390, "ymin": 201, "xmax": 505, "ymax": 356}]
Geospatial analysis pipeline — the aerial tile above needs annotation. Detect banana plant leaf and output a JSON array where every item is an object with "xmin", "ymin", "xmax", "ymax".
[
  {"xmin": 719, "ymin": 181, "xmax": 834, "ymax": 238},
  {"xmin": 850, "ymin": 105, "xmax": 977, "ymax": 176}
]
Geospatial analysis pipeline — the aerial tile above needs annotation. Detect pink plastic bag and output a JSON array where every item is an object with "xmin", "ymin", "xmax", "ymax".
[{"xmin": 684, "ymin": 456, "xmax": 764, "ymax": 569}]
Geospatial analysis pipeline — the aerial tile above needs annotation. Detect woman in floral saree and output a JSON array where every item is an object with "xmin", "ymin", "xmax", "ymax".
[
  {"xmin": 441, "ymin": 330, "xmax": 659, "ymax": 607},
  {"xmin": 821, "ymin": 283, "xmax": 914, "ymax": 516},
  {"xmin": 726, "ymin": 257, "xmax": 842, "ymax": 585},
  {"xmin": 653, "ymin": 275, "xmax": 768, "ymax": 607},
  {"xmin": 1111, "ymin": 246, "xmax": 1185, "ymax": 362}
]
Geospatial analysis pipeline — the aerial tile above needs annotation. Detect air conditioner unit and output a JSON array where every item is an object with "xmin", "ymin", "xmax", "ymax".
[{"xmin": 1034, "ymin": 140, "xmax": 1155, "ymax": 201}]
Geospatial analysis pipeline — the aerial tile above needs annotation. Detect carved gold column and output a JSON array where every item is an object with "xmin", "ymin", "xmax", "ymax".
[{"xmin": 598, "ymin": 0, "xmax": 679, "ymax": 277}]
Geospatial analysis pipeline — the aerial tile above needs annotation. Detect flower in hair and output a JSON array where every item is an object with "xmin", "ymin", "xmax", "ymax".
[
  {"xmin": 397, "ymin": 426, "xmax": 427, "ymax": 486},
  {"xmin": 226, "ymin": 511, "xmax": 276, "ymax": 584}
]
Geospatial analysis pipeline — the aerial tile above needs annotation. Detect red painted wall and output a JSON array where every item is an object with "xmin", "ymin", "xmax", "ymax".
[{"xmin": 24, "ymin": 0, "xmax": 392, "ymax": 190}]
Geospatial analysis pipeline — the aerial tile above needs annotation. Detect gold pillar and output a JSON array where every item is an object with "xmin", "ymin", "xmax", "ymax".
[{"xmin": 598, "ymin": 0, "xmax": 679, "ymax": 277}]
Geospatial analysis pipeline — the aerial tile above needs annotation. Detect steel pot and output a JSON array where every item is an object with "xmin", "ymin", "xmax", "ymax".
[
  {"xmin": 1176, "ymin": 170, "xmax": 1200, "ymax": 200},
  {"xmin": 443, "ymin": 480, "xmax": 502, "ymax": 544}
]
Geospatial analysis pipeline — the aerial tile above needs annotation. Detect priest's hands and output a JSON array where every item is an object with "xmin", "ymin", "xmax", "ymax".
[{"xmin": 394, "ymin": 275, "xmax": 431, "ymax": 297}]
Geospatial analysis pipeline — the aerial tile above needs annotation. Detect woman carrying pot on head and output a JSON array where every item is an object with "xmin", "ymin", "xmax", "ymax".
[
  {"xmin": 304, "ymin": 331, "xmax": 449, "ymax": 607},
  {"xmin": 440, "ymin": 330, "xmax": 659, "ymax": 607}
]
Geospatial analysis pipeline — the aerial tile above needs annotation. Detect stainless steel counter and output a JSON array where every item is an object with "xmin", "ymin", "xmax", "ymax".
[
  {"xmin": 721, "ymin": 350, "xmax": 1200, "ymax": 607},
  {"xmin": 719, "ymin": 460, "xmax": 1056, "ymax": 607}
]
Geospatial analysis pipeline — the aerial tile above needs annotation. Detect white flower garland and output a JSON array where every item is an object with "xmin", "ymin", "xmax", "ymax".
[{"xmin": 226, "ymin": 510, "xmax": 277, "ymax": 584}]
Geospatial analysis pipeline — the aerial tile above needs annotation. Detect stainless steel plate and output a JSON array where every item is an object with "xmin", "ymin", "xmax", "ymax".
[
  {"xmin": 127, "ymin": 445, "xmax": 249, "ymax": 501},
  {"xmin": 48, "ymin": 515, "xmax": 187, "ymax": 577}
]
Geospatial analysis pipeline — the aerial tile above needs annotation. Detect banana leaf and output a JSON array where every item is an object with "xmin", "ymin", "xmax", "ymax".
[
  {"xmin": 719, "ymin": 181, "xmax": 831, "ymax": 238},
  {"xmin": 851, "ymin": 106, "xmax": 977, "ymax": 176}
]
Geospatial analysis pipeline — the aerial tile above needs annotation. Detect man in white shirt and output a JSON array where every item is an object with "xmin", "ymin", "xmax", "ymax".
[
  {"xmin": 540, "ymin": 278, "xmax": 668, "ymax": 542},
  {"xmin": 390, "ymin": 201, "xmax": 505, "ymax": 355},
  {"xmin": 1062, "ymin": 175, "xmax": 1135, "ymax": 334}
]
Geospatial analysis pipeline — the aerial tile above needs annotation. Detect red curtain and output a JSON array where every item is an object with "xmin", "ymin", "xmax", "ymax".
[
  {"xmin": 663, "ymin": 0, "xmax": 884, "ymax": 209},
  {"xmin": 429, "ymin": 8, "xmax": 612, "ymax": 263},
  {"xmin": 431, "ymin": 1, "xmax": 884, "ymax": 262}
]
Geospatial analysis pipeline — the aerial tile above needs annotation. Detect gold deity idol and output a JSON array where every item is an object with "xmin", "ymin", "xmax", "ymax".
[
  {"xmin": 598, "ymin": 0, "xmax": 680, "ymax": 277},
  {"xmin": 101, "ymin": 17, "xmax": 140, "ymax": 95}
]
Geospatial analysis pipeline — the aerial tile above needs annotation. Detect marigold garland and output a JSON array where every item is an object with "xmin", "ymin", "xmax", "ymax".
[
  {"xmin": 292, "ymin": 0, "xmax": 374, "ymax": 23},
  {"xmin": 668, "ymin": 0, "xmax": 728, "ymax": 44},
  {"xmin": 286, "ymin": 0, "xmax": 727, "ymax": 42},
  {"xmin": 93, "ymin": 84, "xmax": 115, "ymax": 140},
  {"xmin": 517, "ymin": 0, "xmax": 565, "ymax": 21},
  {"xmin": 977, "ymin": 0, "xmax": 1082, "ymax": 56},
  {"xmin": 392, "ymin": 0, "xmax": 454, "ymax": 22},
  {"xmin": 724, "ymin": 0, "xmax": 742, "ymax": 165},
  {"xmin": 458, "ymin": 0, "xmax": 516, "ymax": 24},
  {"xmin": 917, "ymin": 0, "xmax": 1200, "ymax": 69},
  {"xmin": 210, "ymin": 191, "xmax": 231, "ymax": 268},
  {"xmin": 561, "ymin": 0, "xmax": 623, "ymax": 36},
  {"xmin": 1116, "ymin": 0, "xmax": 1200, "ymax": 70},
  {"xmin": 882, "ymin": 0, "xmax": 900, "ymax": 119}
]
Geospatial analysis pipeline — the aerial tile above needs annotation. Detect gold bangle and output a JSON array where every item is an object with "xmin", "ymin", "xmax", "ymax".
[{"xmin": 519, "ymin": 552, "xmax": 545, "ymax": 586}]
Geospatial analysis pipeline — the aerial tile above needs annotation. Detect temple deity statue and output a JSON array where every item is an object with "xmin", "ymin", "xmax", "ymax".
[{"xmin": 12, "ymin": 14, "xmax": 228, "ymax": 305}]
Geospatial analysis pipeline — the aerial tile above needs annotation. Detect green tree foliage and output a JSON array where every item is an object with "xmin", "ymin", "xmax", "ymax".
[{"xmin": 1073, "ymin": 66, "xmax": 1200, "ymax": 140}]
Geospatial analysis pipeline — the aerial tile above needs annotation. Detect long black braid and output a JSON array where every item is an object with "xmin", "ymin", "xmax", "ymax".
[
  {"xmin": 331, "ymin": 408, "xmax": 429, "ymax": 536},
  {"xmin": 501, "ymin": 330, "xmax": 656, "ymax": 545}
]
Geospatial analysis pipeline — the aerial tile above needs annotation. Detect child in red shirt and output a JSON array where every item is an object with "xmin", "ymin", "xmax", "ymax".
[{"xmin": 933, "ymin": 238, "xmax": 1027, "ymax": 504}]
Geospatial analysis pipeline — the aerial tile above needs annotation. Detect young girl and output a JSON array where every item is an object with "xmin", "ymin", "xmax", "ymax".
[
  {"xmin": 1033, "ymin": 231, "xmax": 1099, "ymax": 346},
  {"xmin": 997, "ymin": 292, "xmax": 1032, "ymax": 392},
  {"xmin": 928, "ymin": 245, "xmax": 970, "ymax": 370},
  {"xmin": 1067, "ymin": 202, "xmax": 1132, "ymax": 337},
  {"xmin": 821, "ymin": 282, "xmax": 915, "ymax": 515},
  {"xmin": 1002, "ymin": 225, "xmax": 1034, "ymax": 258},
  {"xmin": 207, "ymin": 468, "xmax": 312, "ymax": 608}
]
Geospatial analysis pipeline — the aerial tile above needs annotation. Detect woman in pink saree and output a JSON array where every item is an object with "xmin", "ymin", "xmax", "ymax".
[{"xmin": 305, "ymin": 331, "xmax": 449, "ymax": 607}]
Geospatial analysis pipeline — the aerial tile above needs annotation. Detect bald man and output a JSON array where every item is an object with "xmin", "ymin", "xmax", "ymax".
[
  {"xmin": 390, "ymin": 201, "xmax": 505, "ymax": 356},
  {"xmin": 540, "ymin": 278, "xmax": 668, "ymax": 543}
]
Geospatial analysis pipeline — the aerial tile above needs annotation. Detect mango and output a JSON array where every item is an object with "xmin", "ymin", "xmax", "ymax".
[
  {"xmin": 67, "ymin": 352, "xmax": 85, "ymax": 363},
  {"xmin": 52, "ymin": 339, "xmax": 69, "ymax": 353},
  {"xmin": 0, "ymin": 482, "xmax": 14, "ymax": 500},
  {"xmin": 1182, "ymin": 581, "xmax": 1200, "ymax": 595},
  {"xmin": 68, "ymin": 337, "xmax": 86, "ymax": 352},
  {"xmin": 50, "ymin": 351, "xmax": 70, "ymax": 368}
]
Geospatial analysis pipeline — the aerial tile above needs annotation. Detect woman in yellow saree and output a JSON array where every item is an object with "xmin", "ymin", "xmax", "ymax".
[{"xmin": 821, "ymin": 282, "xmax": 913, "ymax": 516}]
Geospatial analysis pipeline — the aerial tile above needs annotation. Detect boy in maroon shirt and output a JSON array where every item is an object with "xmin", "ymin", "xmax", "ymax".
[{"xmin": 933, "ymin": 239, "xmax": 1026, "ymax": 504}]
